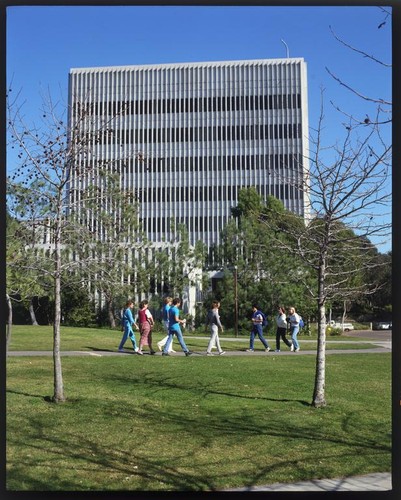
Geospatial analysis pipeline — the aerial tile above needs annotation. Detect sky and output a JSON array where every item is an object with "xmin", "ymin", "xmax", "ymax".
[{"xmin": 6, "ymin": 3, "xmax": 393, "ymax": 253}]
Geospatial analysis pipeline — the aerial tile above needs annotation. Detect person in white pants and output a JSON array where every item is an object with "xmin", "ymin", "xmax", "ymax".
[
  {"xmin": 157, "ymin": 297, "xmax": 176, "ymax": 352},
  {"xmin": 205, "ymin": 300, "xmax": 226, "ymax": 356}
]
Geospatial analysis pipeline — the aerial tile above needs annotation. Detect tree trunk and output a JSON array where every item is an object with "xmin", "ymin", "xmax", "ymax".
[
  {"xmin": 312, "ymin": 261, "xmax": 327, "ymax": 408},
  {"xmin": 341, "ymin": 300, "xmax": 348, "ymax": 331},
  {"xmin": 52, "ymin": 222, "xmax": 65, "ymax": 403},
  {"xmin": 313, "ymin": 302, "xmax": 327, "ymax": 407},
  {"xmin": 29, "ymin": 298, "xmax": 39, "ymax": 325},
  {"xmin": 6, "ymin": 293, "xmax": 12, "ymax": 355},
  {"xmin": 107, "ymin": 297, "xmax": 116, "ymax": 328}
]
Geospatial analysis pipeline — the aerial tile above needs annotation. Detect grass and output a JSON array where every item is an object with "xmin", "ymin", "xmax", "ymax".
[
  {"xmin": 8, "ymin": 325, "xmax": 379, "ymax": 352},
  {"xmin": 6, "ymin": 327, "xmax": 391, "ymax": 491}
]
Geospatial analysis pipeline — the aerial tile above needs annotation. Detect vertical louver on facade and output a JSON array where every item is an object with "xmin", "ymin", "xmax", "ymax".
[{"xmin": 68, "ymin": 58, "xmax": 309, "ymax": 259}]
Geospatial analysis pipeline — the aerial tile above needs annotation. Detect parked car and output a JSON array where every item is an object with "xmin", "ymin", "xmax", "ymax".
[
  {"xmin": 328, "ymin": 320, "xmax": 354, "ymax": 332},
  {"xmin": 373, "ymin": 321, "xmax": 392, "ymax": 330}
]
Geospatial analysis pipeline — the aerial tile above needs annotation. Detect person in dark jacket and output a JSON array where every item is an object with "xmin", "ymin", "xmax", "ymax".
[
  {"xmin": 246, "ymin": 303, "xmax": 271, "ymax": 352},
  {"xmin": 275, "ymin": 305, "xmax": 293, "ymax": 352}
]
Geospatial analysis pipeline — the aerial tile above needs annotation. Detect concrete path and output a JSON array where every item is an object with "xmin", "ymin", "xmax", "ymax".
[
  {"xmin": 7, "ymin": 337, "xmax": 391, "ymax": 357},
  {"xmin": 225, "ymin": 472, "xmax": 392, "ymax": 492},
  {"xmin": 8, "ymin": 329, "xmax": 392, "ymax": 357},
  {"xmin": 7, "ymin": 345, "xmax": 391, "ymax": 357}
]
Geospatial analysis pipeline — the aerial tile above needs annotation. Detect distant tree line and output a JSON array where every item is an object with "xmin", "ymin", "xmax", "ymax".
[{"xmin": 7, "ymin": 189, "xmax": 391, "ymax": 330}]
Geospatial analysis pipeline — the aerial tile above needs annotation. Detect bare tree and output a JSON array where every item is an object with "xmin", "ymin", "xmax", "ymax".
[
  {"xmin": 307, "ymin": 96, "xmax": 390, "ymax": 407},
  {"xmin": 258, "ymin": 90, "xmax": 391, "ymax": 408},
  {"xmin": 326, "ymin": 12, "xmax": 391, "ymax": 129},
  {"xmin": 6, "ymin": 88, "xmax": 142, "ymax": 402},
  {"xmin": 257, "ymin": 12, "xmax": 392, "ymax": 407}
]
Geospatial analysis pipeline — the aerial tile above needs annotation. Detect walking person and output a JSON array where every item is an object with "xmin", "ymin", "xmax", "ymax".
[
  {"xmin": 118, "ymin": 300, "xmax": 139, "ymax": 352},
  {"xmin": 205, "ymin": 300, "xmax": 226, "ymax": 356},
  {"xmin": 246, "ymin": 303, "xmax": 271, "ymax": 352},
  {"xmin": 275, "ymin": 306, "xmax": 293, "ymax": 352},
  {"xmin": 162, "ymin": 298, "xmax": 193, "ymax": 356},
  {"xmin": 157, "ymin": 297, "xmax": 176, "ymax": 353},
  {"xmin": 137, "ymin": 300, "xmax": 156, "ymax": 355},
  {"xmin": 288, "ymin": 306, "xmax": 301, "ymax": 352}
]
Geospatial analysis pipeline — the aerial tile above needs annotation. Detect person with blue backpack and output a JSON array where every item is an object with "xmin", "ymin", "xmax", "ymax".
[
  {"xmin": 288, "ymin": 306, "xmax": 301, "ymax": 352},
  {"xmin": 246, "ymin": 303, "xmax": 271, "ymax": 352}
]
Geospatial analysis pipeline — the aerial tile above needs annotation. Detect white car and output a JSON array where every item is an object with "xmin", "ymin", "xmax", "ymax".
[
  {"xmin": 374, "ymin": 321, "xmax": 391, "ymax": 330},
  {"xmin": 328, "ymin": 321, "xmax": 354, "ymax": 332}
]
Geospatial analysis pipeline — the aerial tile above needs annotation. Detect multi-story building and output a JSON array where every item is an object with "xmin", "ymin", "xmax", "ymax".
[{"xmin": 68, "ymin": 58, "xmax": 310, "ymax": 265}]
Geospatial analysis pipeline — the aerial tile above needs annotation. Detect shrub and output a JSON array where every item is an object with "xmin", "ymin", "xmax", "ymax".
[
  {"xmin": 326, "ymin": 326, "xmax": 342, "ymax": 336},
  {"xmin": 61, "ymin": 287, "xmax": 97, "ymax": 327}
]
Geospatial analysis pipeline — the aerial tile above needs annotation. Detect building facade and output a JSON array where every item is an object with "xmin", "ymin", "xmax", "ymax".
[{"xmin": 68, "ymin": 58, "xmax": 310, "ymax": 263}]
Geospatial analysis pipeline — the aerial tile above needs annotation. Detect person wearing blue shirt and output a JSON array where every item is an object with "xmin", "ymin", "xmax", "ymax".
[
  {"xmin": 246, "ymin": 303, "xmax": 271, "ymax": 352},
  {"xmin": 118, "ymin": 300, "xmax": 139, "ymax": 352},
  {"xmin": 157, "ymin": 297, "xmax": 175, "ymax": 352},
  {"xmin": 162, "ymin": 298, "xmax": 193, "ymax": 356}
]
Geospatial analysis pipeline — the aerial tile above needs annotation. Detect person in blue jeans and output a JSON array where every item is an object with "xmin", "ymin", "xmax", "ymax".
[
  {"xmin": 157, "ymin": 296, "xmax": 175, "ymax": 352},
  {"xmin": 162, "ymin": 298, "xmax": 193, "ymax": 356},
  {"xmin": 118, "ymin": 300, "xmax": 139, "ymax": 352},
  {"xmin": 288, "ymin": 306, "xmax": 301, "ymax": 352},
  {"xmin": 246, "ymin": 304, "xmax": 271, "ymax": 352}
]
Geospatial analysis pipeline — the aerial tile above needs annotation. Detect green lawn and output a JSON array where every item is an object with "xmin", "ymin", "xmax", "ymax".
[{"xmin": 6, "ymin": 328, "xmax": 391, "ymax": 491}]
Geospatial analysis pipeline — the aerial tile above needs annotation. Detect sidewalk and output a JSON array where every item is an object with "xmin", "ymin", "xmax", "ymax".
[
  {"xmin": 7, "ymin": 344, "xmax": 391, "ymax": 357},
  {"xmin": 7, "ymin": 331, "xmax": 391, "ymax": 357},
  {"xmin": 225, "ymin": 472, "xmax": 392, "ymax": 492}
]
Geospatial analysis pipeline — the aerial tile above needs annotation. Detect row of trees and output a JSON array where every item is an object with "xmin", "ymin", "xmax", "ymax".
[
  {"xmin": 7, "ymin": 185, "xmax": 392, "ymax": 331},
  {"xmin": 208, "ymin": 188, "xmax": 391, "ymax": 332},
  {"xmin": 7, "ymin": 210, "xmax": 207, "ymax": 330}
]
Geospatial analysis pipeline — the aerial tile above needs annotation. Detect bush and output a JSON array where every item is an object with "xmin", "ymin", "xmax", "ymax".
[
  {"xmin": 326, "ymin": 326, "xmax": 342, "ymax": 336},
  {"xmin": 61, "ymin": 287, "xmax": 97, "ymax": 327},
  {"xmin": 299, "ymin": 326, "xmax": 312, "ymax": 336}
]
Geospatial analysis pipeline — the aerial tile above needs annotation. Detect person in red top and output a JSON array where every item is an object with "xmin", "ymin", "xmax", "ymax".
[{"xmin": 137, "ymin": 300, "xmax": 155, "ymax": 355}]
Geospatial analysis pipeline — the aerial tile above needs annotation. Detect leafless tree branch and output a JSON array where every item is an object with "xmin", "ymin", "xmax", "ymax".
[{"xmin": 329, "ymin": 25, "xmax": 391, "ymax": 68}]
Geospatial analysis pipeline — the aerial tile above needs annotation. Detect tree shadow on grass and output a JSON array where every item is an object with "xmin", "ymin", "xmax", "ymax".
[
  {"xmin": 6, "ymin": 362, "xmax": 390, "ymax": 491},
  {"xmin": 7, "ymin": 414, "xmax": 224, "ymax": 492},
  {"xmin": 6, "ymin": 400, "xmax": 391, "ymax": 493},
  {"xmin": 110, "ymin": 371, "xmax": 312, "ymax": 406},
  {"xmin": 7, "ymin": 389, "xmax": 83, "ymax": 404},
  {"xmin": 7, "ymin": 389, "xmax": 46, "ymax": 399},
  {"xmin": 85, "ymin": 346, "xmax": 132, "ymax": 353},
  {"xmin": 9, "ymin": 371, "xmax": 310, "ymax": 406}
]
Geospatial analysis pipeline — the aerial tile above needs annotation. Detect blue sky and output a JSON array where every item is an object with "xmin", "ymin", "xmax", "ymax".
[{"xmin": 6, "ymin": 4, "xmax": 392, "ymax": 252}]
